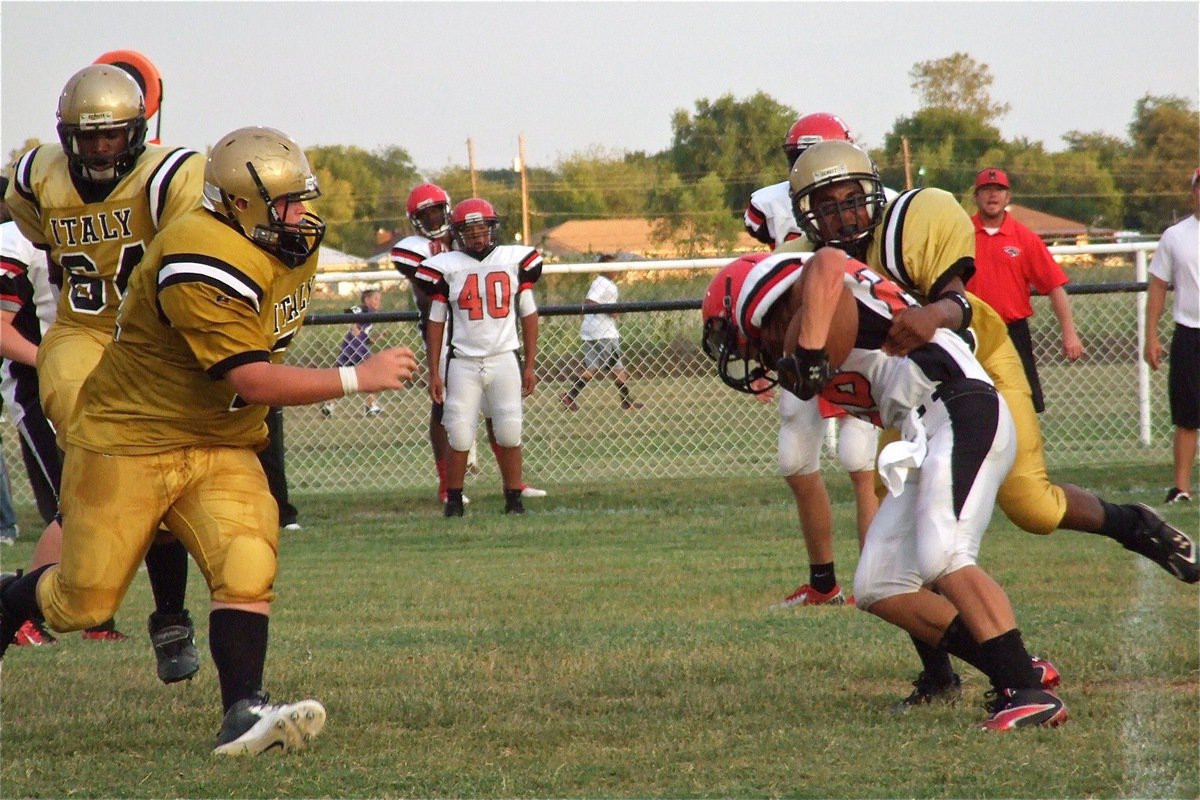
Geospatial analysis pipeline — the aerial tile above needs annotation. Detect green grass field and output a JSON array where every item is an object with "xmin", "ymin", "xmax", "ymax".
[{"xmin": 1, "ymin": 468, "xmax": 1197, "ymax": 798}]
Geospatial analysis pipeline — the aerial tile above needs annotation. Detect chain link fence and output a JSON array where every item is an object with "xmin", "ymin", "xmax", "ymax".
[{"xmin": 1, "ymin": 244, "xmax": 1179, "ymax": 510}]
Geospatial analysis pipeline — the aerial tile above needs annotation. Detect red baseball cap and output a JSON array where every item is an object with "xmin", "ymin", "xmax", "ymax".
[{"xmin": 975, "ymin": 167, "xmax": 1010, "ymax": 190}]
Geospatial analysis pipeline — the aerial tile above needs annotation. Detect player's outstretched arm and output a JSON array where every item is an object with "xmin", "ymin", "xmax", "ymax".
[{"xmin": 225, "ymin": 348, "xmax": 418, "ymax": 407}]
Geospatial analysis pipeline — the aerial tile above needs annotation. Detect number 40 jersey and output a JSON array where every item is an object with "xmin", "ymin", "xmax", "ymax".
[{"xmin": 415, "ymin": 244, "xmax": 543, "ymax": 358}]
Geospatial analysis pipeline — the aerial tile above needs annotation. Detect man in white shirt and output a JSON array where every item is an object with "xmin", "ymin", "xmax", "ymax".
[
  {"xmin": 1144, "ymin": 168, "xmax": 1200, "ymax": 504},
  {"xmin": 561, "ymin": 255, "xmax": 643, "ymax": 411}
]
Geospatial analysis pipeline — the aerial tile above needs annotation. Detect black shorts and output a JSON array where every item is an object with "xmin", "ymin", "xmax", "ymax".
[
  {"xmin": 1168, "ymin": 324, "xmax": 1199, "ymax": 430},
  {"xmin": 1006, "ymin": 318, "xmax": 1045, "ymax": 413}
]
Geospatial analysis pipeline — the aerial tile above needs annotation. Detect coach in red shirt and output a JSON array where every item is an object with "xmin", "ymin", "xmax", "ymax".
[{"xmin": 967, "ymin": 167, "xmax": 1085, "ymax": 412}]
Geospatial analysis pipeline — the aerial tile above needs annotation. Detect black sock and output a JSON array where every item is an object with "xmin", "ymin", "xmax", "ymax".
[
  {"xmin": 910, "ymin": 634, "xmax": 956, "ymax": 684},
  {"xmin": 1097, "ymin": 500, "xmax": 1139, "ymax": 547},
  {"xmin": 209, "ymin": 609, "xmax": 269, "ymax": 713},
  {"xmin": 937, "ymin": 615, "xmax": 990, "ymax": 676},
  {"xmin": 979, "ymin": 628, "xmax": 1040, "ymax": 691},
  {"xmin": 1, "ymin": 564, "xmax": 52, "ymax": 627},
  {"xmin": 809, "ymin": 562, "xmax": 836, "ymax": 595},
  {"xmin": 567, "ymin": 378, "xmax": 587, "ymax": 399},
  {"xmin": 447, "ymin": 488, "xmax": 463, "ymax": 504},
  {"xmin": 144, "ymin": 535, "xmax": 189, "ymax": 616},
  {"xmin": 617, "ymin": 382, "xmax": 632, "ymax": 402}
]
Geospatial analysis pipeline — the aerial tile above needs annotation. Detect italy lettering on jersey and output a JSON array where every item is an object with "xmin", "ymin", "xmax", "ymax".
[
  {"xmin": 744, "ymin": 181, "xmax": 805, "ymax": 249},
  {"xmin": 67, "ymin": 209, "xmax": 316, "ymax": 455},
  {"xmin": 415, "ymin": 245, "xmax": 542, "ymax": 358},
  {"xmin": 6, "ymin": 143, "xmax": 204, "ymax": 333},
  {"xmin": 825, "ymin": 260, "xmax": 992, "ymax": 430},
  {"xmin": 1, "ymin": 220, "xmax": 59, "ymax": 419}
]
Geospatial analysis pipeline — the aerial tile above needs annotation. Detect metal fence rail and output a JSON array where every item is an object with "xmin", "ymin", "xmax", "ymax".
[{"xmin": 1, "ymin": 243, "xmax": 1179, "ymax": 511}]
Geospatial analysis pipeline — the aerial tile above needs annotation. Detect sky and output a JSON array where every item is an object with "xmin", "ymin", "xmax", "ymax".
[{"xmin": 2, "ymin": 2, "xmax": 1197, "ymax": 175}]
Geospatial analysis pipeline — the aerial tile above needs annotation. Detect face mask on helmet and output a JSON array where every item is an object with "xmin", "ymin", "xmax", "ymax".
[
  {"xmin": 203, "ymin": 126, "xmax": 326, "ymax": 268},
  {"xmin": 56, "ymin": 65, "xmax": 147, "ymax": 184},
  {"xmin": 701, "ymin": 257, "xmax": 777, "ymax": 395},
  {"xmin": 789, "ymin": 140, "xmax": 884, "ymax": 252},
  {"xmin": 450, "ymin": 199, "xmax": 500, "ymax": 258},
  {"xmin": 407, "ymin": 183, "xmax": 452, "ymax": 240}
]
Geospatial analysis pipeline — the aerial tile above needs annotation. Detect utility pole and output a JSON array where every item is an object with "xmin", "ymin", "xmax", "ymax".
[
  {"xmin": 518, "ymin": 134, "xmax": 530, "ymax": 245},
  {"xmin": 902, "ymin": 136, "xmax": 913, "ymax": 190},
  {"xmin": 466, "ymin": 137, "xmax": 478, "ymax": 197}
]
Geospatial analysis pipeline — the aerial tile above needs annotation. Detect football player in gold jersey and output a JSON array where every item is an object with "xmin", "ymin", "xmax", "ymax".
[
  {"xmin": 4, "ymin": 63, "xmax": 204, "ymax": 673},
  {"xmin": 1, "ymin": 126, "xmax": 420, "ymax": 755},
  {"xmin": 785, "ymin": 141, "xmax": 1197, "ymax": 707}
]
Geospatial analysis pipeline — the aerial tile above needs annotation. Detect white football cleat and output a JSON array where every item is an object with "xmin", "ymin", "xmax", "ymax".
[
  {"xmin": 520, "ymin": 485, "xmax": 547, "ymax": 499},
  {"xmin": 212, "ymin": 693, "xmax": 326, "ymax": 756}
]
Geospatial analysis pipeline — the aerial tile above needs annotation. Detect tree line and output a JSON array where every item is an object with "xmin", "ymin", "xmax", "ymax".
[{"xmin": 8, "ymin": 54, "xmax": 1195, "ymax": 258}]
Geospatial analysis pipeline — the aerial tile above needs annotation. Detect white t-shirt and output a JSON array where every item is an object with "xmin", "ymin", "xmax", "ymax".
[
  {"xmin": 1149, "ymin": 214, "xmax": 1199, "ymax": 329},
  {"xmin": 580, "ymin": 274, "xmax": 620, "ymax": 340}
]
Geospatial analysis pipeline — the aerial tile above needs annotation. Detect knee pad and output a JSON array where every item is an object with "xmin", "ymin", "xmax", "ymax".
[
  {"xmin": 837, "ymin": 417, "xmax": 879, "ymax": 473},
  {"xmin": 216, "ymin": 536, "xmax": 277, "ymax": 604},
  {"xmin": 998, "ymin": 473, "xmax": 1066, "ymax": 535},
  {"xmin": 489, "ymin": 413, "xmax": 522, "ymax": 449},
  {"xmin": 445, "ymin": 418, "xmax": 478, "ymax": 452},
  {"xmin": 38, "ymin": 568, "xmax": 120, "ymax": 633},
  {"xmin": 777, "ymin": 395, "xmax": 824, "ymax": 476}
]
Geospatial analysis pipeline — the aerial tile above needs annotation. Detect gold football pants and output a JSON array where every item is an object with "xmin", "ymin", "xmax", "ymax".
[
  {"xmin": 38, "ymin": 445, "xmax": 279, "ymax": 632},
  {"xmin": 36, "ymin": 324, "xmax": 110, "ymax": 447}
]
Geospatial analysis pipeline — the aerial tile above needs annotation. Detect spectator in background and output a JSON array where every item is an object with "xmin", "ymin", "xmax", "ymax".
[
  {"xmin": 0, "ymin": 439, "xmax": 16, "ymax": 546},
  {"xmin": 967, "ymin": 167, "xmax": 1084, "ymax": 412},
  {"xmin": 322, "ymin": 288, "xmax": 384, "ymax": 418},
  {"xmin": 561, "ymin": 254, "xmax": 644, "ymax": 412},
  {"xmin": 1143, "ymin": 169, "xmax": 1200, "ymax": 505}
]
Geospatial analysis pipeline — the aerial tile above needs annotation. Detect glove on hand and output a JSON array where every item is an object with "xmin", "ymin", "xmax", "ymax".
[{"xmin": 775, "ymin": 347, "xmax": 834, "ymax": 401}]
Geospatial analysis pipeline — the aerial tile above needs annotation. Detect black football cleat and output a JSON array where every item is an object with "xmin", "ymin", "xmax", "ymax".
[
  {"xmin": 149, "ymin": 610, "xmax": 201, "ymax": 684},
  {"xmin": 1123, "ymin": 504, "xmax": 1198, "ymax": 583}
]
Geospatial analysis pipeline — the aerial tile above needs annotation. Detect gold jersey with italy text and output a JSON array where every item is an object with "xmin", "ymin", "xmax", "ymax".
[
  {"xmin": 865, "ymin": 186, "xmax": 1010, "ymax": 363},
  {"xmin": 67, "ymin": 208, "xmax": 316, "ymax": 454},
  {"xmin": 5, "ymin": 143, "xmax": 204, "ymax": 333}
]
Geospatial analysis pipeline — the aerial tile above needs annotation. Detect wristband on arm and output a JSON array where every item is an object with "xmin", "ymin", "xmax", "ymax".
[{"xmin": 934, "ymin": 290, "xmax": 973, "ymax": 333}]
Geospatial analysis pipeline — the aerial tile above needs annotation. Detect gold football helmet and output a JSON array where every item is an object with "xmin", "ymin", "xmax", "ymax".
[
  {"xmin": 203, "ymin": 127, "xmax": 325, "ymax": 268},
  {"xmin": 788, "ymin": 140, "xmax": 885, "ymax": 251},
  {"xmin": 56, "ymin": 64, "xmax": 147, "ymax": 183}
]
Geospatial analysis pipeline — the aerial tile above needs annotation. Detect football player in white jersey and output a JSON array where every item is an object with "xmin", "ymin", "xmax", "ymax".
[
  {"xmin": 415, "ymin": 198, "xmax": 542, "ymax": 517},
  {"xmin": 391, "ymin": 184, "xmax": 545, "ymax": 504},
  {"xmin": 703, "ymin": 249, "xmax": 1068, "ymax": 731},
  {"xmin": 738, "ymin": 113, "xmax": 884, "ymax": 609}
]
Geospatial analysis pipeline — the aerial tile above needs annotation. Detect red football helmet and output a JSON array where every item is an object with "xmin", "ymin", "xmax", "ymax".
[
  {"xmin": 406, "ymin": 183, "xmax": 452, "ymax": 241},
  {"xmin": 450, "ymin": 198, "xmax": 501, "ymax": 257},
  {"xmin": 702, "ymin": 253, "xmax": 777, "ymax": 394},
  {"xmin": 783, "ymin": 112, "xmax": 854, "ymax": 168}
]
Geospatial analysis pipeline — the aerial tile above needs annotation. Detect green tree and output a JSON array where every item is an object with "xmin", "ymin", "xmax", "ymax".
[
  {"xmin": 530, "ymin": 147, "xmax": 668, "ymax": 229},
  {"xmin": 878, "ymin": 108, "xmax": 1003, "ymax": 191},
  {"xmin": 306, "ymin": 144, "xmax": 421, "ymax": 254},
  {"xmin": 969, "ymin": 143, "xmax": 1121, "ymax": 232},
  {"xmin": 667, "ymin": 92, "xmax": 797, "ymax": 211},
  {"xmin": 647, "ymin": 171, "xmax": 743, "ymax": 257},
  {"xmin": 909, "ymin": 52, "xmax": 1011, "ymax": 122},
  {"xmin": 1114, "ymin": 94, "xmax": 1199, "ymax": 231}
]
